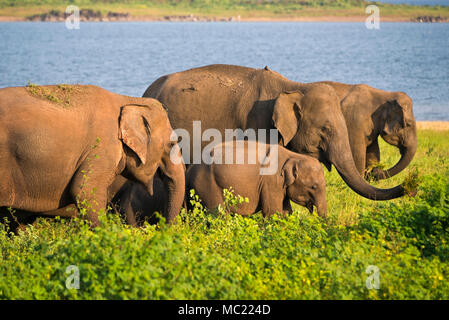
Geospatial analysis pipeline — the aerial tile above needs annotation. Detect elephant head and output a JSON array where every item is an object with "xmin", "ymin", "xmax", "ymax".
[
  {"xmin": 272, "ymin": 84, "xmax": 405, "ymax": 200},
  {"xmin": 281, "ymin": 157, "xmax": 327, "ymax": 217},
  {"xmin": 119, "ymin": 103, "xmax": 185, "ymax": 222},
  {"xmin": 373, "ymin": 92, "xmax": 417, "ymax": 179}
]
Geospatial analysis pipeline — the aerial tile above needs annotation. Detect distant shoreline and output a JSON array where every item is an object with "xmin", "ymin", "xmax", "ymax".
[
  {"xmin": 1, "ymin": 7, "xmax": 449, "ymax": 23},
  {"xmin": 1, "ymin": 0, "xmax": 449, "ymax": 23},
  {"xmin": 1, "ymin": 15, "xmax": 448, "ymax": 23},
  {"xmin": 2, "ymin": 1, "xmax": 449, "ymax": 23},
  {"xmin": 417, "ymin": 121, "xmax": 449, "ymax": 131}
]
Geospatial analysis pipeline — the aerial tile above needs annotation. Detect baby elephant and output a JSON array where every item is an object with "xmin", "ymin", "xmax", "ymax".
[{"xmin": 186, "ymin": 141, "xmax": 327, "ymax": 217}]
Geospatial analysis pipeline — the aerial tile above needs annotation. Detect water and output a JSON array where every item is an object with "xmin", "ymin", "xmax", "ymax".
[{"xmin": 0, "ymin": 22, "xmax": 448, "ymax": 120}]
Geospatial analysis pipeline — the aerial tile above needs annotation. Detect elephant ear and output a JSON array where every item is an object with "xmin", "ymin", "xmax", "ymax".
[
  {"xmin": 281, "ymin": 158, "xmax": 301, "ymax": 188},
  {"xmin": 119, "ymin": 104, "xmax": 151, "ymax": 165},
  {"xmin": 272, "ymin": 91, "xmax": 304, "ymax": 146},
  {"xmin": 383, "ymin": 100, "xmax": 406, "ymax": 135}
]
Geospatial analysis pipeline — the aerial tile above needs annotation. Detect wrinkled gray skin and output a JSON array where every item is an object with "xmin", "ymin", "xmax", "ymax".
[
  {"xmin": 318, "ymin": 81, "xmax": 417, "ymax": 180},
  {"xmin": 0, "ymin": 85, "xmax": 185, "ymax": 230},
  {"xmin": 143, "ymin": 64, "xmax": 406, "ymax": 201},
  {"xmin": 187, "ymin": 141, "xmax": 327, "ymax": 217}
]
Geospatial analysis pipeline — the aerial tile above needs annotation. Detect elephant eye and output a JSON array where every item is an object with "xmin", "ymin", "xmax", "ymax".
[
  {"xmin": 312, "ymin": 185, "xmax": 317, "ymax": 190},
  {"xmin": 321, "ymin": 122, "xmax": 332, "ymax": 133}
]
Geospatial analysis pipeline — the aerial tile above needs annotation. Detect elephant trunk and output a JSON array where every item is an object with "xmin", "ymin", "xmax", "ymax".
[
  {"xmin": 146, "ymin": 175, "xmax": 155, "ymax": 196},
  {"xmin": 161, "ymin": 151, "xmax": 186, "ymax": 223},
  {"xmin": 330, "ymin": 140, "xmax": 405, "ymax": 200},
  {"xmin": 315, "ymin": 199, "xmax": 327, "ymax": 218},
  {"xmin": 373, "ymin": 129, "xmax": 417, "ymax": 180}
]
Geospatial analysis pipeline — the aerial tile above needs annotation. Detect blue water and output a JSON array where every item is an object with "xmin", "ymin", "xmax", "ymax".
[{"xmin": 0, "ymin": 22, "xmax": 448, "ymax": 120}]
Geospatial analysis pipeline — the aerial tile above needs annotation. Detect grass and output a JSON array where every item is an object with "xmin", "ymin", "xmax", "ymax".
[
  {"xmin": 26, "ymin": 82, "xmax": 80, "ymax": 107},
  {"xmin": 0, "ymin": 128, "xmax": 448, "ymax": 299},
  {"xmin": 0, "ymin": 0, "xmax": 448, "ymax": 20}
]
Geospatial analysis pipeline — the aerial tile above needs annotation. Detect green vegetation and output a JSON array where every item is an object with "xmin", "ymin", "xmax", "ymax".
[
  {"xmin": 0, "ymin": 0, "xmax": 448, "ymax": 20},
  {"xmin": 26, "ymin": 82, "xmax": 80, "ymax": 107},
  {"xmin": 0, "ymin": 129, "xmax": 448, "ymax": 299}
]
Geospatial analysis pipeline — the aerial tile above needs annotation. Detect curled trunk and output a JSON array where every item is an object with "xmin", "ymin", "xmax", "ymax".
[
  {"xmin": 332, "ymin": 150, "xmax": 405, "ymax": 200},
  {"xmin": 373, "ymin": 130, "xmax": 417, "ymax": 180},
  {"xmin": 330, "ymin": 139, "xmax": 406, "ymax": 200}
]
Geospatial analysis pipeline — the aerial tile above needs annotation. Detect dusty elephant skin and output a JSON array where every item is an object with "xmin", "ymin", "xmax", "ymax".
[
  {"xmin": 143, "ymin": 64, "xmax": 407, "ymax": 201},
  {"xmin": 318, "ymin": 81, "xmax": 417, "ymax": 180},
  {"xmin": 0, "ymin": 85, "xmax": 185, "ymax": 229},
  {"xmin": 187, "ymin": 141, "xmax": 327, "ymax": 217}
]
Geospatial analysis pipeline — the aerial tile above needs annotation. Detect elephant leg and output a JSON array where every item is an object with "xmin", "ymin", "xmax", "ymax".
[
  {"xmin": 120, "ymin": 188, "xmax": 138, "ymax": 227},
  {"xmin": 366, "ymin": 139, "xmax": 381, "ymax": 169},
  {"xmin": 41, "ymin": 204, "xmax": 79, "ymax": 218},
  {"xmin": 73, "ymin": 190, "xmax": 107, "ymax": 227},
  {"xmin": 260, "ymin": 188, "xmax": 284, "ymax": 217},
  {"xmin": 70, "ymin": 168, "xmax": 112, "ymax": 228},
  {"xmin": 282, "ymin": 197, "xmax": 293, "ymax": 215},
  {"xmin": 12, "ymin": 205, "xmax": 87, "ymax": 232},
  {"xmin": 366, "ymin": 140, "xmax": 383, "ymax": 178}
]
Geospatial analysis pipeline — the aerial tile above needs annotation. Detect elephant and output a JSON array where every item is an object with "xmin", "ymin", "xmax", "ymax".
[
  {"xmin": 111, "ymin": 173, "xmax": 169, "ymax": 227},
  {"xmin": 115, "ymin": 141, "xmax": 327, "ymax": 222},
  {"xmin": 0, "ymin": 174, "xmax": 165, "ymax": 233},
  {"xmin": 317, "ymin": 81, "xmax": 417, "ymax": 180},
  {"xmin": 0, "ymin": 85, "xmax": 185, "ymax": 228},
  {"xmin": 143, "ymin": 64, "xmax": 407, "ymax": 201},
  {"xmin": 186, "ymin": 141, "xmax": 327, "ymax": 217}
]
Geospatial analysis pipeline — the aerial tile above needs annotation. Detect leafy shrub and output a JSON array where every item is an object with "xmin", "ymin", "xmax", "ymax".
[
  {"xmin": 1, "ymin": 177, "xmax": 448, "ymax": 300},
  {"xmin": 358, "ymin": 174, "xmax": 449, "ymax": 260},
  {"xmin": 1, "ymin": 130, "xmax": 448, "ymax": 299}
]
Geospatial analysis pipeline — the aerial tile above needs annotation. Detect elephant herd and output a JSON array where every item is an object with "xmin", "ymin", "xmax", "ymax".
[{"xmin": 0, "ymin": 64, "xmax": 417, "ymax": 233}]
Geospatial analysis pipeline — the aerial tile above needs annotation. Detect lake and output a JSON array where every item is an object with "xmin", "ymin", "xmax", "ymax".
[{"xmin": 0, "ymin": 22, "xmax": 448, "ymax": 120}]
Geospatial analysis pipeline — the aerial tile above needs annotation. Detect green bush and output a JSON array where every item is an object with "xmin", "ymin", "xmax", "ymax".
[
  {"xmin": 1, "ymin": 130, "xmax": 448, "ymax": 299},
  {"xmin": 0, "ymin": 173, "xmax": 448, "ymax": 299},
  {"xmin": 358, "ymin": 174, "xmax": 449, "ymax": 261}
]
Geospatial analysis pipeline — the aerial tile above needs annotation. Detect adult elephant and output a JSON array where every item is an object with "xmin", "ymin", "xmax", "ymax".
[
  {"xmin": 0, "ymin": 85, "xmax": 185, "ymax": 227},
  {"xmin": 143, "ymin": 64, "xmax": 406, "ymax": 201},
  {"xmin": 317, "ymin": 81, "xmax": 417, "ymax": 180}
]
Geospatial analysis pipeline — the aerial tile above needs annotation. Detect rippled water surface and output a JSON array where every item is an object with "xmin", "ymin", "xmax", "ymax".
[{"xmin": 0, "ymin": 22, "xmax": 448, "ymax": 120}]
